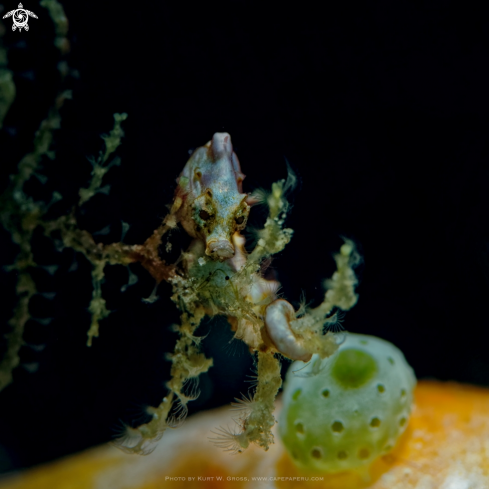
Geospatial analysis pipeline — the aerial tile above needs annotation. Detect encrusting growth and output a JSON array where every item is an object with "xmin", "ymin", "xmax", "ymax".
[{"xmin": 2, "ymin": 124, "xmax": 360, "ymax": 455}]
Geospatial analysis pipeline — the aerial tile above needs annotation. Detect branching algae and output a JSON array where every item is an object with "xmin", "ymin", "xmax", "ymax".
[{"xmin": 0, "ymin": 0, "xmax": 69, "ymax": 390}]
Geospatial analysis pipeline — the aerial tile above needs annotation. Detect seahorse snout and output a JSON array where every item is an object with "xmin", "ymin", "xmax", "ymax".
[{"xmin": 206, "ymin": 238, "xmax": 235, "ymax": 259}]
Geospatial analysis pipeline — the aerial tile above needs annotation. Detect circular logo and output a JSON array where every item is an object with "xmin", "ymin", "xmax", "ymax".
[{"xmin": 2, "ymin": 3, "xmax": 38, "ymax": 32}]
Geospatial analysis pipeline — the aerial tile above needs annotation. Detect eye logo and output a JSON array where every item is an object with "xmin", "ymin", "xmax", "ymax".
[{"xmin": 2, "ymin": 3, "xmax": 38, "ymax": 32}]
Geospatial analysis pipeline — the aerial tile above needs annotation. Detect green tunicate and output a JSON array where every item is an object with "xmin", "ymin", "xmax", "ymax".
[{"xmin": 279, "ymin": 333, "xmax": 416, "ymax": 473}]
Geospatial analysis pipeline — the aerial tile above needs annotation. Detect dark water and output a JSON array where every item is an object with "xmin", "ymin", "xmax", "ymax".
[{"xmin": 0, "ymin": 0, "xmax": 488, "ymax": 473}]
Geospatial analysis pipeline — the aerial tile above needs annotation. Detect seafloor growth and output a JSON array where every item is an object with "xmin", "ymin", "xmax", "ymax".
[{"xmin": 3, "ymin": 381, "xmax": 488, "ymax": 489}]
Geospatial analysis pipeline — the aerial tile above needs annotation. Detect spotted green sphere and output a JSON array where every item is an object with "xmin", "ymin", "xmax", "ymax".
[{"xmin": 278, "ymin": 333, "xmax": 416, "ymax": 472}]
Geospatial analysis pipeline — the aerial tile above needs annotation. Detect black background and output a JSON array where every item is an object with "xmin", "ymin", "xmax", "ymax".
[{"xmin": 1, "ymin": 0, "xmax": 489, "ymax": 474}]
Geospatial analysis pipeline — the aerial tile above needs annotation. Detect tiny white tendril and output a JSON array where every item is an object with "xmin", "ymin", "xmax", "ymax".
[
  {"xmin": 182, "ymin": 377, "xmax": 201, "ymax": 400},
  {"xmin": 324, "ymin": 309, "xmax": 346, "ymax": 333},
  {"xmin": 230, "ymin": 392, "xmax": 255, "ymax": 417},
  {"xmin": 208, "ymin": 425, "xmax": 250, "ymax": 454},
  {"xmin": 244, "ymin": 370, "xmax": 259, "ymax": 389},
  {"xmin": 167, "ymin": 398, "xmax": 189, "ymax": 428}
]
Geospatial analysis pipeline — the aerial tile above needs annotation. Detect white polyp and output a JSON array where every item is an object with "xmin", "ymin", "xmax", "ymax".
[{"xmin": 265, "ymin": 299, "xmax": 312, "ymax": 362}]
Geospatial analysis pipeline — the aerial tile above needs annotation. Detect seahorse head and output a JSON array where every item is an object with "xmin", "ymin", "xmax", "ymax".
[{"xmin": 174, "ymin": 133, "xmax": 250, "ymax": 260}]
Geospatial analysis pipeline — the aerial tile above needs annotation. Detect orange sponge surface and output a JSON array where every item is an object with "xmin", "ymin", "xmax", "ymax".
[{"xmin": 1, "ymin": 380, "xmax": 489, "ymax": 489}]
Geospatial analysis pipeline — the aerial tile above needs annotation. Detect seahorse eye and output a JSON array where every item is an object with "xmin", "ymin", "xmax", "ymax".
[
  {"xmin": 236, "ymin": 216, "xmax": 245, "ymax": 225},
  {"xmin": 199, "ymin": 209, "xmax": 211, "ymax": 220}
]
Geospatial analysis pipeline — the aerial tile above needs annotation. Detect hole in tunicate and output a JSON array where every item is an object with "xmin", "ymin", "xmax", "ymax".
[
  {"xmin": 388, "ymin": 357, "xmax": 395, "ymax": 365},
  {"xmin": 377, "ymin": 384, "xmax": 385, "ymax": 393},
  {"xmin": 337, "ymin": 450, "xmax": 348, "ymax": 460},
  {"xmin": 321, "ymin": 389, "xmax": 330, "ymax": 398},
  {"xmin": 331, "ymin": 421, "xmax": 344, "ymax": 433},
  {"xmin": 292, "ymin": 389, "xmax": 302, "ymax": 400},
  {"xmin": 359, "ymin": 340, "xmax": 368, "ymax": 345},
  {"xmin": 399, "ymin": 417, "xmax": 406, "ymax": 426},
  {"xmin": 291, "ymin": 450, "xmax": 299, "ymax": 459},
  {"xmin": 311, "ymin": 448, "xmax": 322, "ymax": 459},
  {"xmin": 370, "ymin": 417, "xmax": 381, "ymax": 427},
  {"xmin": 295, "ymin": 422, "xmax": 304, "ymax": 434},
  {"xmin": 358, "ymin": 448, "xmax": 370, "ymax": 459},
  {"xmin": 400, "ymin": 388, "xmax": 406, "ymax": 398}
]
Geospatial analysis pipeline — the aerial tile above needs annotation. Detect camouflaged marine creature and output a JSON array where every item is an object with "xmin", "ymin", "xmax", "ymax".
[
  {"xmin": 112, "ymin": 132, "xmax": 361, "ymax": 454},
  {"xmin": 1, "ymin": 120, "xmax": 361, "ymax": 455}
]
